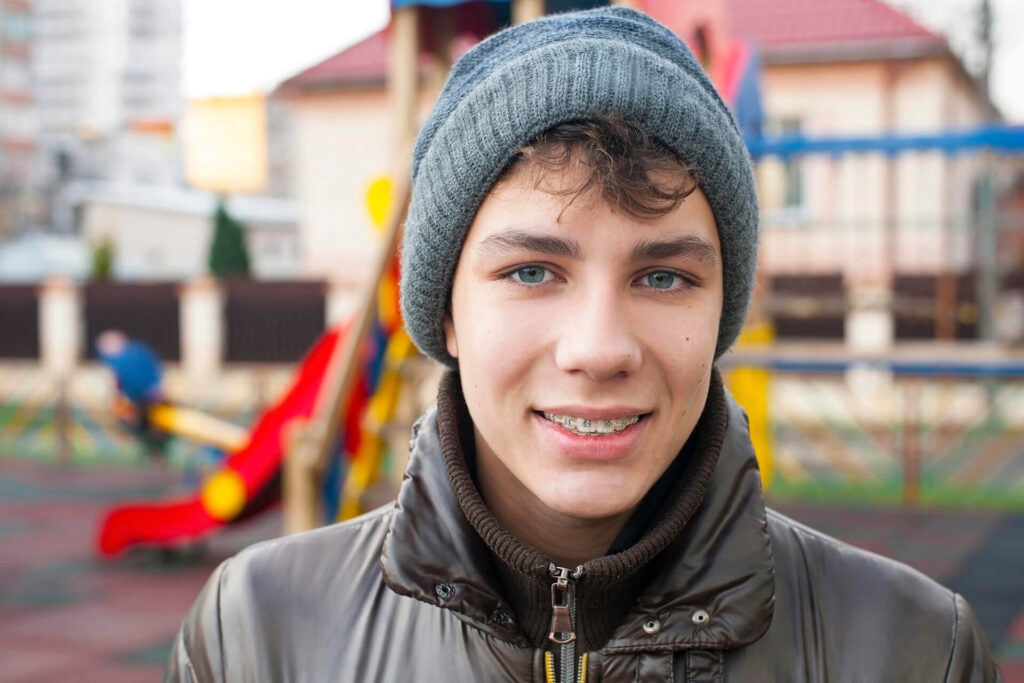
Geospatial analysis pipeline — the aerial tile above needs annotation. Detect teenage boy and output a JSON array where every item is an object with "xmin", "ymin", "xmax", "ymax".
[{"xmin": 166, "ymin": 8, "xmax": 1000, "ymax": 682}]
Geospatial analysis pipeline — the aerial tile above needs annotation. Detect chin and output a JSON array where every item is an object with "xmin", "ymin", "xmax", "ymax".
[{"xmin": 537, "ymin": 478, "xmax": 639, "ymax": 521}]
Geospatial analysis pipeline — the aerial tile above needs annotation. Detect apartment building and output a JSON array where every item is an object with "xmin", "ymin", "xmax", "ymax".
[
  {"xmin": 33, "ymin": 0, "xmax": 182, "ymax": 200},
  {"xmin": 0, "ymin": 0, "xmax": 36, "ymax": 236}
]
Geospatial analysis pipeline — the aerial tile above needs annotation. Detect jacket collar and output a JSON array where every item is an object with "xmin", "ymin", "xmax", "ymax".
[
  {"xmin": 602, "ymin": 392, "xmax": 776, "ymax": 650},
  {"xmin": 380, "ymin": 370, "xmax": 775, "ymax": 651},
  {"xmin": 380, "ymin": 401, "xmax": 528, "ymax": 643}
]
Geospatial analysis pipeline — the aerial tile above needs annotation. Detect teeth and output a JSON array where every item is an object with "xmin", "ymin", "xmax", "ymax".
[{"xmin": 543, "ymin": 412, "xmax": 641, "ymax": 436}]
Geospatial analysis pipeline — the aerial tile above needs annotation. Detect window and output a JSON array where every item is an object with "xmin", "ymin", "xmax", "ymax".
[
  {"xmin": 773, "ymin": 117, "xmax": 804, "ymax": 211},
  {"xmin": 1, "ymin": 12, "xmax": 31, "ymax": 40}
]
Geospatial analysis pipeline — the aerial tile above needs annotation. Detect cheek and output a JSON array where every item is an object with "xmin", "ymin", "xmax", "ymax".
[
  {"xmin": 461, "ymin": 320, "xmax": 524, "ymax": 376},
  {"xmin": 688, "ymin": 292, "xmax": 723, "ymax": 351},
  {"xmin": 637, "ymin": 299, "xmax": 720, "ymax": 351},
  {"xmin": 453, "ymin": 289, "xmax": 546, "ymax": 369}
]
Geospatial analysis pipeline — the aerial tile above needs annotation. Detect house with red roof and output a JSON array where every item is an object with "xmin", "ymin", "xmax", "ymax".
[
  {"xmin": 271, "ymin": 0, "xmax": 995, "ymax": 343},
  {"xmin": 727, "ymin": 0, "xmax": 990, "ymax": 232},
  {"xmin": 723, "ymin": 0, "xmax": 995, "ymax": 343},
  {"xmin": 270, "ymin": 5, "xmax": 506, "ymax": 284}
]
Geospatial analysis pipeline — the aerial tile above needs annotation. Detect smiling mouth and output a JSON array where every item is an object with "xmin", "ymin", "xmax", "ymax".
[{"xmin": 540, "ymin": 411, "xmax": 644, "ymax": 436}]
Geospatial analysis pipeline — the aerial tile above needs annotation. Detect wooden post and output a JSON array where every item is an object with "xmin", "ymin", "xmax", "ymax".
[
  {"xmin": 283, "ymin": 420, "xmax": 320, "ymax": 535},
  {"xmin": 282, "ymin": 5, "xmax": 422, "ymax": 535},
  {"xmin": 935, "ymin": 271, "xmax": 957, "ymax": 340},
  {"xmin": 54, "ymin": 376, "xmax": 73, "ymax": 466},
  {"xmin": 512, "ymin": 0, "xmax": 544, "ymax": 25},
  {"xmin": 282, "ymin": 173, "xmax": 412, "ymax": 534},
  {"xmin": 881, "ymin": 62, "xmax": 898, "ymax": 348},
  {"xmin": 935, "ymin": 152, "xmax": 957, "ymax": 340},
  {"xmin": 901, "ymin": 378, "xmax": 921, "ymax": 505},
  {"xmin": 975, "ymin": 155, "xmax": 998, "ymax": 341},
  {"xmin": 389, "ymin": 6, "xmax": 420, "ymax": 155}
]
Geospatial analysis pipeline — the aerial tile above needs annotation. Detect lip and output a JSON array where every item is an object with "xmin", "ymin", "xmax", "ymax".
[
  {"xmin": 533, "ymin": 410, "xmax": 649, "ymax": 461},
  {"xmin": 534, "ymin": 405, "xmax": 650, "ymax": 421}
]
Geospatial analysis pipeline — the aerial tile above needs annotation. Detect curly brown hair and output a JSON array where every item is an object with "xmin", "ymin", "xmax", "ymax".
[{"xmin": 503, "ymin": 111, "xmax": 700, "ymax": 220}]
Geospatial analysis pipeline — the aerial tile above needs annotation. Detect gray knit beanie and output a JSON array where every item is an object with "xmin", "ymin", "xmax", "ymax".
[{"xmin": 400, "ymin": 6, "xmax": 759, "ymax": 367}]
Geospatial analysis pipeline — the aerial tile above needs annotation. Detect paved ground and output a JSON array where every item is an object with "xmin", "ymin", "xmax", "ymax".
[
  {"xmin": 1, "ymin": 456, "xmax": 1021, "ymax": 682},
  {"xmin": 0, "ymin": 458, "xmax": 275, "ymax": 682}
]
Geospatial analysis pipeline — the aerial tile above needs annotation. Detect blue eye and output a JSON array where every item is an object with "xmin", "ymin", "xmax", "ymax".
[
  {"xmin": 515, "ymin": 266, "xmax": 547, "ymax": 284},
  {"xmin": 645, "ymin": 271, "xmax": 678, "ymax": 289}
]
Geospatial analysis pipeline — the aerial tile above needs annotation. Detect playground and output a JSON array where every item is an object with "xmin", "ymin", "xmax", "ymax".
[
  {"xmin": 1, "ymin": 453, "xmax": 1022, "ymax": 682},
  {"xmin": 1, "ymin": 1, "xmax": 1023, "ymax": 679},
  {"xmin": 0, "ymin": 457, "xmax": 274, "ymax": 682},
  {"xmin": 2, "ymin": 182, "xmax": 1023, "ymax": 679}
]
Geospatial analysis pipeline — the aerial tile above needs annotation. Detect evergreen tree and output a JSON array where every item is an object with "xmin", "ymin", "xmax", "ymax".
[
  {"xmin": 208, "ymin": 198, "xmax": 251, "ymax": 278},
  {"xmin": 91, "ymin": 236, "xmax": 114, "ymax": 280}
]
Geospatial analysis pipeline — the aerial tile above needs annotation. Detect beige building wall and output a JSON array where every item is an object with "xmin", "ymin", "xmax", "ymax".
[
  {"xmin": 83, "ymin": 202, "xmax": 210, "ymax": 279},
  {"xmin": 757, "ymin": 57, "xmax": 987, "ymax": 282},
  {"xmin": 81, "ymin": 194, "xmax": 299, "ymax": 280},
  {"xmin": 275, "ymin": 45, "xmax": 988, "ymax": 292},
  {"xmin": 281, "ymin": 88, "xmax": 436, "ymax": 284},
  {"xmin": 184, "ymin": 95, "xmax": 269, "ymax": 194}
]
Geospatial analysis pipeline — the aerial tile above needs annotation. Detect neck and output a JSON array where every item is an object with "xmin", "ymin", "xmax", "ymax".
[
  {"xmin": 433, "ymin": 368, "xmax": 729, "ymax": 650},
  {"xmin": 475, "ymin": 445, "xmax": 631, "ymax": 568}
]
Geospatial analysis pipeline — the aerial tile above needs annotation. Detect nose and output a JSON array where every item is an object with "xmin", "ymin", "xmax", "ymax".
[{"xmin": 554, "ymin": 288, "xmax": 642, "ymax": 381}]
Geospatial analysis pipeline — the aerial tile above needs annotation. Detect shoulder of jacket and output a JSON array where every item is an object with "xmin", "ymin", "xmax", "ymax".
[
  {"xmin": 764, "ymin": 507, "xmax": 958, "ymax": 620},
  {"xmin": 169, "ymin": 504, "xmax": 403, "ymax": 680},
  {"xmin": 762, "ymin": 509, "xmax": 1000, "ymax": 680},
  {"xmin": 218, "ymin": 504, "xmax": 395, "ymax": 592}
]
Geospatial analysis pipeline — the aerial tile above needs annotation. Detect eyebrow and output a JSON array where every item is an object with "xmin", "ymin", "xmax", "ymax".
[
  {"xmin": 476, "ymin": 229, "xmax": 582, "ymax": 260},
  {"xmin": 630, "ymin": 236, "xmax": 718, "ymax": 264},
  {"xmin": 476, "ymin": 229, "xmax": 718, "ymax": 265}
]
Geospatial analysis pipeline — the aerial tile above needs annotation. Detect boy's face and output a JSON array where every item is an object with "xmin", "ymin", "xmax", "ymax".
[{"xmin": 444, "ymin": 162, "xmax": 723, "ymax": 522}]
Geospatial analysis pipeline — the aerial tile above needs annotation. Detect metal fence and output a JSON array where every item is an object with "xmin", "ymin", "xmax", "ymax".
[
  {"xmin": 0, "ymin": 279, "xmax": 331, "ymax": 365},
  {"xmin": 223, "ymin": 279, "xmax": 326, "ymax": 363},
  {"xmin": 769, "ymin": 274, "xmax": 845, "ymax": 340},
  {"xmin": 751, "ymin": 128, "xmax": 1024, "ymax": 345},
  {"xmin": 725, "ymin": 352, "xmax": 1024, "ymax": 510},
  {"xmin": 84, "ymin": 281, "xmax": 181, "ymax": 361},
  {"xmin": 0, "ymin": 285, "xmax": 38, "ymax": 359}
]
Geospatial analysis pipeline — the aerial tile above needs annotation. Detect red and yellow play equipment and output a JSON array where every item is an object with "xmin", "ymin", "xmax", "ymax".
[
  {"xmin": 97, "ymin": 160, "xmax": 415, "ymax": 557},
  {"xmin": 96, "ymin": 328, "xmax": 346, "ymax": 555},
  {"xmin": 147, "ymin": 403, "xmax": 249, "ymax": 452}
]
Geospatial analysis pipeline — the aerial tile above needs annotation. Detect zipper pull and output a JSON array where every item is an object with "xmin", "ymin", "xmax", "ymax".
[{"xmin": 548, "ymin": 564, "xmax": 581, "ymax": 645}]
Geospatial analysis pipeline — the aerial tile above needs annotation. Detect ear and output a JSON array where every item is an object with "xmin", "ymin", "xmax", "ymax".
[{"xmin": 443, "ymin": 313, "xmax": 458, "ymax": 359}]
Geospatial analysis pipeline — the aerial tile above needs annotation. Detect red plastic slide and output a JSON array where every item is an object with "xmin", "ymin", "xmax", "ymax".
[{"xmin": 96, "ymin": 327, "xmax": 344, "ymax": 556}]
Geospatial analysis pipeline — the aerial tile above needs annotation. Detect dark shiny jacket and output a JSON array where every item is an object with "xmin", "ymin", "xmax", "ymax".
[{"xmin": 166, "ymin": 392, "xmax": 1001, "ymax": 682}]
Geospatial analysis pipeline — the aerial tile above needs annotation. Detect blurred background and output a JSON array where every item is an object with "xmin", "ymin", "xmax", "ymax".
[{"xmin": 0, "ymin": 0, "xmax": 1022, "ymax": 680}]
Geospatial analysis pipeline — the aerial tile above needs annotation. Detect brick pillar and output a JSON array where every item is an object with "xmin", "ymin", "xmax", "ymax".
[
  {"xmin": 39, "ymin": 276, "xmax": 81, "ymax": 376},
  {"xmin": 180, "ymin": 276, "xmax": 223, "ymax": 380}
]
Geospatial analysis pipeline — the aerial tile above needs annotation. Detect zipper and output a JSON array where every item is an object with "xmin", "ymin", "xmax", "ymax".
[
  {"xmin": 545, "ymin": 564, "xmax": 587, "ymax": 683},
  {"xmin": 544, "ymin": 651, "xmax": 588, "ymax": 683}
]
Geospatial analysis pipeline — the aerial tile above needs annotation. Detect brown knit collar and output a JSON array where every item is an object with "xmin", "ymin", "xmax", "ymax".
[
  {"xmin": 435, "ymin": 369, "xmax": 728, "ymax": 649},
  {"xmin": 380, "ymin": 367, "xmax": 775, "ymax": 653}
]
